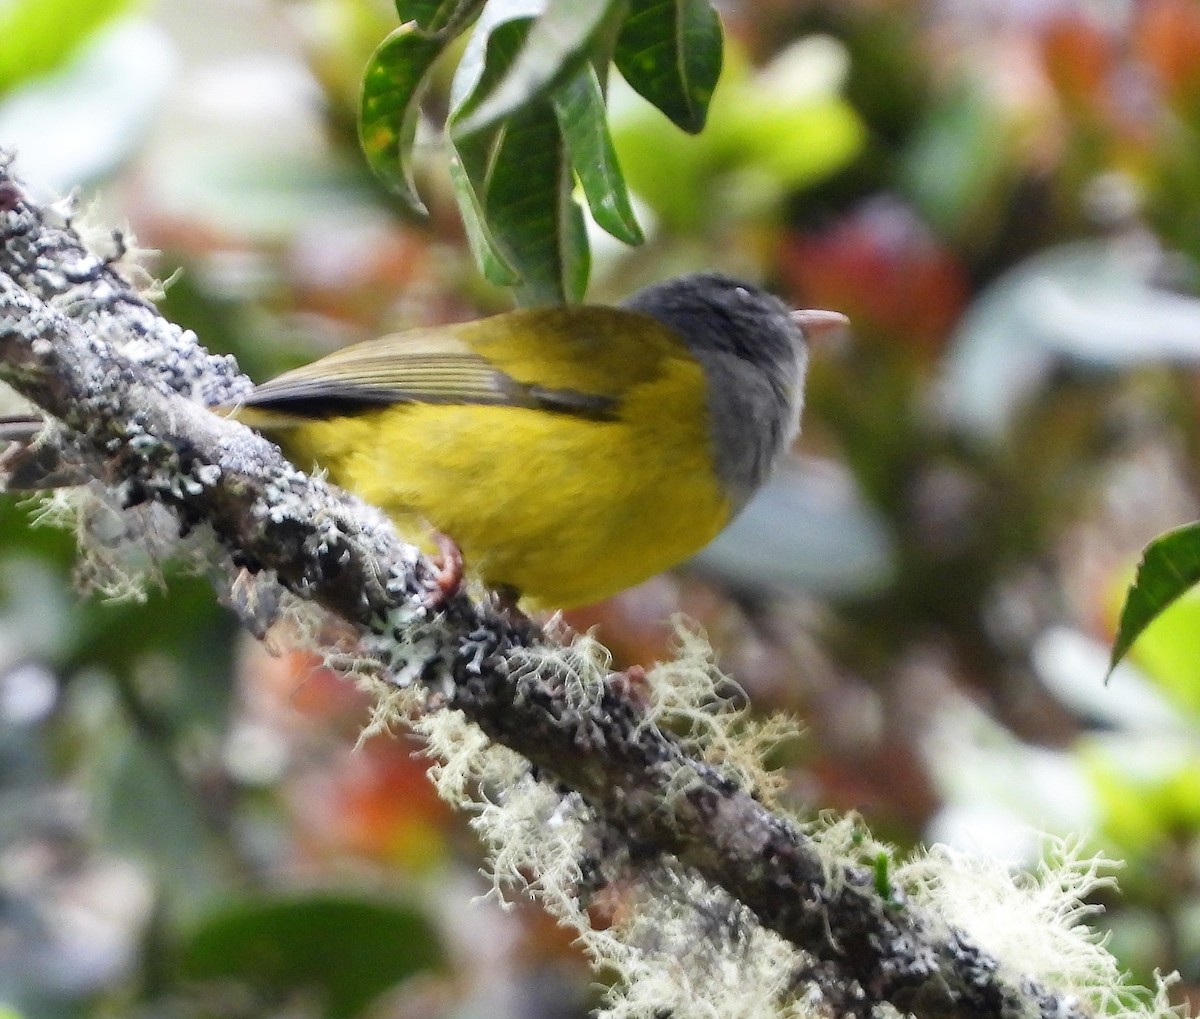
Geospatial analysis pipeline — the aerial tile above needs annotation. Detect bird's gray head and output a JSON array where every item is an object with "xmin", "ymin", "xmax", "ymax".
[{"xmin": 623, "ymin": 273, "xmax": 813, "ymax": 507}]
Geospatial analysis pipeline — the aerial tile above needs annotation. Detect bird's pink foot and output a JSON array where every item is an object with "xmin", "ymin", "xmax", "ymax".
[{"xmin": 423, "ymin": 531, "xmax": 464, "ymax": 609}]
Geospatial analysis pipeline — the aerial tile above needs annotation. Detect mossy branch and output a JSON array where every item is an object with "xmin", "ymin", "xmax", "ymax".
[{"xmin": 0, "ymin": 160, "xmax": 1133, "ymax": 1019}]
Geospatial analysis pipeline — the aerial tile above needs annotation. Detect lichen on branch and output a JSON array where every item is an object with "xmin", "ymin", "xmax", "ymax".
[{"xmin": 0, "ymin": 160, "xmax": 1173, "ymax": 1019}]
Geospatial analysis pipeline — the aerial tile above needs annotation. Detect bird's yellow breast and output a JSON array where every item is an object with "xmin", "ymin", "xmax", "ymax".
[{"xmin": 276, "ymin": 354, "xmax": 731, "ymax": 609}]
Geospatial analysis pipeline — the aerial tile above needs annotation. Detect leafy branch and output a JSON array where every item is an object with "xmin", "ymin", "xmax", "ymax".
[{"xmin": 359, "ymin": 0, "xmax": 722, "ymax": 304}]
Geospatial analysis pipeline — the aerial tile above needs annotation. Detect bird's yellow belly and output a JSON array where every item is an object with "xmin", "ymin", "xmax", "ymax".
[{"xmin": 279, "ymin": 364, "xmax": 730, "ymax": 609}]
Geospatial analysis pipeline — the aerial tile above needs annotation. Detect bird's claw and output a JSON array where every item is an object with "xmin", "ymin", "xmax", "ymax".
[{"xmin": 423, "ymin": 531, "xmax": 464, "ymax": 610}]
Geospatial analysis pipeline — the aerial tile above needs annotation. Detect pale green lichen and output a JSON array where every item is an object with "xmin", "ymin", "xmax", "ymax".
[
  {"xmin": 593, "ymin": 872, "xmax": 806, "ymax": 1019},
  {"xmin": 390, "ymin": 623, "xmax": 1180, "ymax": 1019},
  {"xmin": 507, "ymin": 620, "xmax": 613, "ymax": 709},
  {"xmin": 895, "ymin": 838, "xmax": 1181, "ymax": 1019},
  {"xmin": 28, "ymin": 485, "xmax": 177, "ymax": 602},
  {"xmin": 640, "ymin": 623, "xmax": 802, "ymax": 800}
]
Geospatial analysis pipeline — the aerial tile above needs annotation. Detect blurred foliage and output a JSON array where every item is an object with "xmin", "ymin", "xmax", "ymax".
[
  {"xmin": 0, "ymin": 1, "xmax": 170, "ymax": 193},
  {"xmin": 0, "ymin": 0, "xmax": 142, "ymax": 94},
  {"xmin": 8, "ymin": 0, "xmax": 1200, "ymax": 1016},
  {"xmin": 612, "ymin": 39, "xmax": 865, "ymax": 233},
  {"xmin": 178, "ymin": 894, "xmax": 444, "ymax": 1017}
]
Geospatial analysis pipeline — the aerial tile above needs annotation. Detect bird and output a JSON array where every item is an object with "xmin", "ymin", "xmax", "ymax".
[{"xmin": 0, "ymin": 273, "xmax": 844, "ymax": 610}]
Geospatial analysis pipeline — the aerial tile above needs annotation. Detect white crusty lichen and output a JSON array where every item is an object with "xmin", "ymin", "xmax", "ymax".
[
  {"xmin": 17, "ymin": 462, "xmax": 290, "ymax": 628},
  {"xmin": 504, "ymin": 618, "xmax": 612, "ymax": 707},
  {"xmin": 384, "ymin": 625, "xmax": 820, "ymax": 1018},
  {"xmin": 48, "ymin": 206, "xmax": 252, "ymax": 407}
]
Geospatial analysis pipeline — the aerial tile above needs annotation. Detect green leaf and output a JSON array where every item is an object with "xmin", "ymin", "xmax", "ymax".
[
  {"xmin": 360, "ymin": 1, "xmax": 482, "ymax": 208},
  {"xmin": 614, "ymin": 0, "xmax": 722, "ymax": 134},
  {"xmin": 474, "ymin": 103, "xmax": 590, "ymax": 304},
  {"xmin": 448, "ymin": 145, "xmax": 522, "ymax": 285},
  {"xmin": 359, "ymin": 2, "xmax": 484, "ymax": 207},
  {"xmin": 359, "ymin": 25, "xmax": 445, "ymax": 210},
  {"xmin": 448, "ymin": 0, "xmax": 540, "ymax": 110},
  {"xmin": 1122, "ymin": 587, "xmax": 1200, "ymax": 717},
  {"xmin": 180, "ymin": 895, "xmax": 444, "ymax": 1019},
  {"xmin": 1110, "ymin": 522, "xmax": 1200, "ymax": 676},
  {"xmin": 394, "ymin": 0, "xmax": 481, "ymax": 32},
  {"xmin": 447, "ymin": 14, "xmax": 535, "ymax": 287},
  {"xmin": 0, "ymin": 0, "xmax": 141, "ymax": 94},
  {"xmin": 452, "ymin": 0, "xmax": 628, "ymax": 139},
  {"xmin": 449, "ymin": 10, "xmax": 590, "ymax": 302},
  {"xmin": 552, "ymin": 66, "xmax": 643, "ymax": 245}
]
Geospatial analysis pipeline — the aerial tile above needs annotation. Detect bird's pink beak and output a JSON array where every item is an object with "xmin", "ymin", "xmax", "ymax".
[{"xmin": 790, "ymin": 309, "xmax": 850, "ymax": 343}]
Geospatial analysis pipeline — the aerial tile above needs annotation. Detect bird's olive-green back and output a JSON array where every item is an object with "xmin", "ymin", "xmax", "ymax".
[{"xmin": 239, "ymin": 307, "xmax": 696, "ymax": 422}]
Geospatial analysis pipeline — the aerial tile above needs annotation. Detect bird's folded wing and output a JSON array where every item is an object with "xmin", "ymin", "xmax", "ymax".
[{"xmin": 240, "ymin": 329, "xmax": 617, "ymax": 420}]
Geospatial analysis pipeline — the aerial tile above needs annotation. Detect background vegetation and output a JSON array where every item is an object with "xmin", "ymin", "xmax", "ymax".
[{"xmin": 5, "ymin": 0, "xmax": 1200, "ymax": 1016}]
